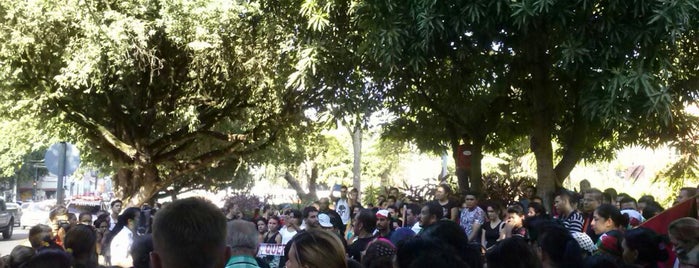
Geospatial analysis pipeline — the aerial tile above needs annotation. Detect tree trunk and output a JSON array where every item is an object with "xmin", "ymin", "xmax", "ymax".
[
  {"xmin": 308, "ymin": 164, "xmax": 318, "ymax": 201},
  {"xmin": 525, "ymin": 24, "xmax": 558, "ymax": 212},
  {"xmin": 531, "ymin": 128, "xmax": 557, "ymax": 212},
  {"xmin": 284, "ymin": 171, "xmax": 310, "ymax": 202},
  {"xmin": 350, "ymin": 122, "xmax": 362, "ymax": 192},
  {"xmin": 114, "ymin": 165, "xmax": 162, "ymax": 206},
  {"xmin": 449, "ymin": 124, "xmax": 470, "ymax": 192},
  {"xmin": 554, "ymin": 99, "xmax": 588, "ymax": 184},
  {"xmin": 469, "ymin": 138, "xmax": 484, "ymax": 195}
]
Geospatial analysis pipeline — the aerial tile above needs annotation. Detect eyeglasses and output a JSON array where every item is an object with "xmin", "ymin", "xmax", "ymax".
[{"xmin": 465, "ymin": 198, "xmax": 475, "ymax": 201}]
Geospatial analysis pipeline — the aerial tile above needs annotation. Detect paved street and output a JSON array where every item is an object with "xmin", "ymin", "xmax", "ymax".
[{"xmin": 0, "ymin": 228, "xmax": 29, "ymax": 256}]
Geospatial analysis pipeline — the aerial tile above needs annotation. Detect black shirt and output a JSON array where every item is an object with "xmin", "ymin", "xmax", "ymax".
[{"xmin": 347, "ymin": 236, "xmax": 375, "ymax": 262}]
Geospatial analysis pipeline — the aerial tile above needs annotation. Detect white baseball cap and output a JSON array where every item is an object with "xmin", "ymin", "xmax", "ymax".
[{"xmin": 318, "ymin": 213, "xmax": 333, "ymax": 228}]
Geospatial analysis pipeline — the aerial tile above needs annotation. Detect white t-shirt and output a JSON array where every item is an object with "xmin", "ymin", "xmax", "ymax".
[
  {"xmin": 110, "ymin": 227, "xmax": 134, "ymax": 267},
  {"xmin": 279, "ymin": 226, "xmax": 298, "ymax": 245},
  {"xmin": 336, "ymin": 198, "xmax": 350, "ymax": 225}
]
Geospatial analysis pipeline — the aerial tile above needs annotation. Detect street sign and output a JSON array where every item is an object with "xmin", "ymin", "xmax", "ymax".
[{"xmin": 44, "ymin": 142, "xmax": 81, "ymax": 205}]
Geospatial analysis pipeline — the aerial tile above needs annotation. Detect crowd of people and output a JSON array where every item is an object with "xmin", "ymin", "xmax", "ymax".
[{"xmin": 0, "ymin": 181, "xmax": 698, "ymax": 268}]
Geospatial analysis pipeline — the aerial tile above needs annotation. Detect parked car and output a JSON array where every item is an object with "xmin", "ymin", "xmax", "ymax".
[
  {"xmin": 5, "ymin": 202, "xmax": 22, "ymax": 227},
  {"xmin": 0, "ymin": 199, "xmax": 14, "ymax": 239},
  {"xmin": 20, "ymin": 201, "xmax": 52, "ymax": 230}
]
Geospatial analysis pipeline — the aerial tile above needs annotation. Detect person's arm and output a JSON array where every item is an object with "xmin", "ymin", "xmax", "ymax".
[
  {"xmin": 498, "ymin": 222, "xmax": 507, "ymax": 241},
  {"xmin": 469, "ymin": 222, "xmax": 482, "ymax": 242},
  {"xmin": 450, "ymin": 207, "xmax": 459, "ymax": 221},
  {"xmin": 501, "ymin": 221, "xmax": 514, "ymax": 239},
  {"xmin": 481, "ymin": 227, "xmax": 487, "ymax": 248},
  {"xmin": 275, "ymin": 233, "xmax": 282, "ymax": 244}
]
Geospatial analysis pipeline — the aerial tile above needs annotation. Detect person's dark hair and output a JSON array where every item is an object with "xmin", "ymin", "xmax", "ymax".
[
  {"xmin": 395, "ymin": 238, "xmax": 469, "ymax": 268},
  {"xmin": 638, "ymin": 195, "xmax": 655, "ymax": 204},
  {"xmin": 619, "ymin": 196, "xmax": 637, "ymax": 206},
  {"xmin": 603, "ymin": 188, "xmax": 617, "ymax": 200},
  {"xmin": 303, "ymin": 206, "xmax": 318, "ymax": 219},
  {"xmin": 584, "ymin": 188, "xmax": 603, "ymax": 203},
  {"xmin": 286, "ymin": 209, "xmax": 302, "ymax": 219},
  {"xmin": 617, "ymin": 193, "xmax": 630, "ymax": 201},
  {"xmin": 349, "ymin": 205, "xmax": 362, "ymax": 219},
  {"xmin": 537, "ymin": 222, "xmax": 583, "ymax": 268},
  {"xmin": 557, "ymin": 188, "xmax": 580, "ymax": 204},
  {"xmin": 131, "ymin": 234, "xmax": 153, "ymax": 268},
  {"xmin": 531, "ymin": 196, "xmax": 543, "ymax": 203},
  {"xmin": 93, "ymin": 217, "xmax": 108, "ymax": 230},
  {"xmin": 28, "ymin": 224, "xmax": 52, "ymax": 250},
  {"xmin": 680, "ymin": 187, "xmax": 697, "ymax": 198},
  {"xmin": 437, "ymin": 184, "xmax": 453, "ymax": 197},
  {"xmin": 64, "ymin": 224, "xmax": 97, "ymax": 267},
  {"xmin": 483, "ymin": 200, "xmax": 503, "ymax": 212},
  {"xmin": 463, "ymin": 191, "xmax": 480, "ymax": 200},
  {"xmin": 78, "ymin": 212, "xmax": 92, "ymax": 223},
  {"xmin": 341, "ymin": 185, "xmax": 348, "ymax": 191},
  {"xmin": 582, "ymin": 254, "xmax": 622, "ymax": 268},
  {"xmin": 387, "ymin": 196, "xmax": 396, "ymax": 202},
  {"xmin": 151, "ymin": 197, "xmax": 228, "ymax": 268},
  {"xmin": 110, "ymin": 199, "xmax": 123, "ymax": 208},
  {"xmin": 361, "ymin": 239, "xmax": 395, "ymax": 268},
  {"xmin": 268, "ymin": 215, "xmax": 281, "ymax": 225},
  {"xmin": 528, "ymin": 202, "xmax": 547, "ymax": 216},
  {"xmin": 595, "ymin": 204, "xmax": 628, "ymax": 228},
  {"xmin": 107, "ymin": 207, "xmax": 141, "ymax": 243},
  {"xmin": 256, "ymin": 217, "xmax": 267, "ymax": 225},
  {"xmin": 424, "ymin": 201, "xmax": 443, "ymax": 219},
  {"xmin": 355, "ymin": 209, "xmax": 377, "ymax": 233},
  {"xmin": 623, "ymin": 227, "xmax": 669, "ymax": 265},
  {"xmin": 22, "ymin": 248, "xmax": 72, "ymax": 268},
  {"xmin": 486, "ymin": 236, "xmax": 542, "ymax": 268},
  {"xmin": 642, "ymin": 202, "xmax": 664, "ymax": 220},
  {"xmin": 418, "ymin": 220, "xmax": 481, "ymax": 268},
  {"xmin": 601, "ymin": 192, "xmax": 613, "ymax": 204},
  {"xmin": 7, "ymin": 245, "xmax": 34, "ymax": 268},
  {"xmin": 507, "ymin": 203, "xmax": 524, "ymax": 216}
]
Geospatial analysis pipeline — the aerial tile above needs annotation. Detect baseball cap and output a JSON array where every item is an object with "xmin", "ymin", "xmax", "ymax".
[
  {"xmin": 376, "ymin": 209, "xmax": 389, "ymax": 219},
  {"xmin": 318, "ymin": 213, "xmax": 333, "ymax": 228}
]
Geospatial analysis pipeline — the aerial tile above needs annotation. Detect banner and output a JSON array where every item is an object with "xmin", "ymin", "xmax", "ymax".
[
  {"xmin": 257, "ymin": 243, "xmax": 285, "ymax": 257},
  {"xmin": 639, "ymin": 194, "xmax": 698, "ymax": 268}
]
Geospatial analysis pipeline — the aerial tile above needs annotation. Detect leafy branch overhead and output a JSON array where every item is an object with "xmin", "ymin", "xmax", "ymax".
[{"xmin": 0, "ymin": 0, "xmax": 323, "ymax": 204}]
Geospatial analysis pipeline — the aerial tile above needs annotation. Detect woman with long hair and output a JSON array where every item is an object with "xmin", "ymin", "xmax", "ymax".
[
  {"xmin": 262, "ymin": 216, "xmax": 282, "ymax": 268},
  {"xmin": 434, "ymin": 184, "xmax": 459, "ymax": 221},
  {"xmin": 622, "ymin": 227, "xmax": 668, "ymax": 268},
  {"xmin": 591, "ymin": 204, "xmax": 627, "ymax": 259},
  {"xmin": 668, "ymin": 217, "xmax": 699, "ymax": 267},
  {"xmin": 285, "ymin": 229, "xmax": 347, "ymax": 268},
  {"xmin": 65, "ymin": 224, "xmax": 98, "ymax": 268},
  {"xmin": 256, "ymin": 218, "xmax": 268, "ymax": 243},
  {"xmin": 105, "ymin": 207, "xmax": 140, "ymax": 267},
  {"xmin": 482, "ymin": 202, "xmax": 505, "ymax": 249}
]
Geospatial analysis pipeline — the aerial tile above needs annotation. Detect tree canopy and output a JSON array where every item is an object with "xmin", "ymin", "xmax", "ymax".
[
  {"xmin": 356, "ymin": 0, "xmax": 699, "ymax": 202},
  {"xmin": 0, "ymin": 0, "xmax": 322, "ymax": 204},
  {"xmin": 1, "ymin": 0, "xmax": 698, "ymax": 205}
]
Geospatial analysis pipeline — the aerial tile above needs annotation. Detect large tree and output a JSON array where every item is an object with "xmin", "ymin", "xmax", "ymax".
[
  {"xmin": 357, "ymin": 0, "xmax": 699, "ymax": 205},
  {"xmin": 0, "ymin": 0, "xmax": 320, "ymax": 204}
]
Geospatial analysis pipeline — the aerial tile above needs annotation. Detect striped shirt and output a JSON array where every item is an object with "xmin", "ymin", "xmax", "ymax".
[{"xmin": 561, "ymin": 210, "xmax": 584, "ymax": 233}]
